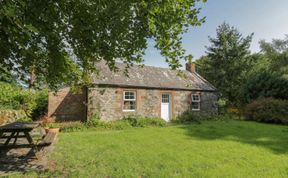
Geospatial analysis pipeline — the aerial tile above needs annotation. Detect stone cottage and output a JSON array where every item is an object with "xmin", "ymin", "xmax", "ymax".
[{"xmin": 48, "ymin": 62, "xmax": 217, "ymax": 122}]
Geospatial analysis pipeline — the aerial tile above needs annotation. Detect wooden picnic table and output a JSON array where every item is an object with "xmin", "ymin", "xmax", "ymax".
[{"xmin": 0, "ymin": 121, "xmax": 41, "ymax": 148}]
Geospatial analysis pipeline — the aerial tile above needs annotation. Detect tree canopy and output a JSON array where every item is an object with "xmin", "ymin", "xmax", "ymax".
[
  {"xmin": 0, "ymin": 0, "xmax": 206, "ymax": 89},
  {"xmin": 196, "ymin": 23, "xmax": 253, "ymax": 105},
  {"xmin": 240, "ymin": 35, "xmax": 288, "ymax": 103}
]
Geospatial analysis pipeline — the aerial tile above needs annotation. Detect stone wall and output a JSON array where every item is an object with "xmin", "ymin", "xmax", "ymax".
[
  {"xmin": 87, "ymin": 86, "xmax": 218, "ymax": 121},
  {"xmin": 48, "ymin": 87, "xmax": 87, "ymax": 122},
  {"xmin": 0, "ymin": 110, "xmax": 26, "ymax": 125}
]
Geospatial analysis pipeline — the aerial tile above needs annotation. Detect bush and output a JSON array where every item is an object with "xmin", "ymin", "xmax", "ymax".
[
  {"xmin": 0, "ymin": 82, "xmax": 25, "ymax": 110},
  {"xmin": 244, "ymin": 98, "xmax": 288, "ymax": 124},
  {"xmin": 0, "ymin": 82, "xmax": 48, "ymax": 120},
  {"xmin": 97, "ymin": 120, "xmax": 133, "ymax": 130},
  {"xmin": 122, "ymin": 115, "xmax": 167, "ymax": 127},
  {"xmin": 60, "ymin": 122, "xmax": 87, "ymax": 132},
  {"xmin": 31, "ymin": 89, "xmax": 48, "ymax": 120},
  {"xmin": 241, "ymin": 70, "xmax": 288, "ymax": 104},
  {"xmin": 85, "ymin": 113, "xmax": 101, "ymax": 127}
]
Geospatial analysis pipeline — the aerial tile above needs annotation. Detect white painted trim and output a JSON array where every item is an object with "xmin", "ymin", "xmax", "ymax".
[
  {"xmin": 123, "ymin": 109, "xmax": 136, "ymax": 112},
  {"xmin": 191, "ymin": 94, "xmax": 201, "ymax": 111},
  {"xmin": 123, "ymin": 91, "xmax": 136, "ymax": 112}
]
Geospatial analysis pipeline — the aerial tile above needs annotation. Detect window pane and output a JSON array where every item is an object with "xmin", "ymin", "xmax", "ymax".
[
  {"xmin": 125, "ymin": 92, "xmax": 135, "ymax": 100},
  {"xmin": 123, "ymin": 101, "xmax": 136, "ymax": 110},
  {"xmin": 192, "ymin": 102, "xmax": 200, "ymax": 110},
  {"xmin": 162, "ymin": 94, "xmax": 170, "ymax": 103},
  {"xmin": 192, "ymin": 94, "xmax": 200, "ymax": 101}
]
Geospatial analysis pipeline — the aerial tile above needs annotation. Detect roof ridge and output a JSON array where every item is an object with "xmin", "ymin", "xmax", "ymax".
[{"xmin": 115, "ymin": 62, "xmax": 175, "ymax": 71}]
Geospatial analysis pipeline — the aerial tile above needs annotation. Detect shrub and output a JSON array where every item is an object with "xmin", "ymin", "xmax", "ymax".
[
  {"xmin": 85, "ymin": 113, "xmax": 101, "ymax": 127},
  {"xmin": 0, "ymin": 82, "xmax": 25, "ymax": 110},
  {"xmin": 134, "ymin": 117, "xmax": 167, "ymax": 127},
  {"xmin": 98, "ymin": 120, "xmax": 133, "ymax": 130},
  {"xmin": 217, "ymin": 98, "xmax": 228, "ymax": 114},
  {"xmin": 123, "ymin": 115, "xmax": 167, "ymax": 127},
  {"xmin": 244, "ymin": 98, "xmax": 288, "ymax": 124},
  {"xmin": 62, "ymin": 114, "xmax": 167, "ymax": 132},
  {"xmin": 0, "ymin": 82, "xmax": 48, "ymax": 120},
  {"xmin": 60, "ymin": 122, "xmax": 86, "ymax": 132},
  {"xmin": 31, "ymin": 89, "xmax": 48, "ymax": 120},
  {"xmin": 241, "ymin": 70, "xmax": 288, "ymax": 104}
]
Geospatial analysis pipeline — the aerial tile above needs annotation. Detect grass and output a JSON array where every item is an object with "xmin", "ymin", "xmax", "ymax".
[{"xmin": 17, "ymin": 120, "xmax": 288, "ymax": 177}]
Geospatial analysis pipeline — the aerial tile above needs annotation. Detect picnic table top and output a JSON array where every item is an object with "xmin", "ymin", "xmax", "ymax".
[{"xmin": 0, "ymin": 121, "xmax": 41, "ymax": 132}]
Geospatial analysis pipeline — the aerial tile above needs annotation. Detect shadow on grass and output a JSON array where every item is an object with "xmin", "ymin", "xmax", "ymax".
[{"xmin": 181, "ymin": 120, "xmax": 288, "ymax": 154}]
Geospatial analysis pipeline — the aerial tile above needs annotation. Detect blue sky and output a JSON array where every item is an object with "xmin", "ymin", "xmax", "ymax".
[{"xmin": 143, "ymin": 0, "xmax": 288, "ymax": 68}]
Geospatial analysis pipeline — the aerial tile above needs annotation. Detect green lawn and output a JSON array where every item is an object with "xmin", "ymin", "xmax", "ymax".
[{"xmin": 24, "ymin": 121, "xmax": 288, "ymax": 177}]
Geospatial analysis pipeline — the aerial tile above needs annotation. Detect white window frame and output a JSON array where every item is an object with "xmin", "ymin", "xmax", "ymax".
[
  {"xmin": 123, "ymin": 91, "xmax": 136, "ymax": 112},
  {"xmin": 191, "ymin": 94, "xmax": 201, "ymax": 111}
]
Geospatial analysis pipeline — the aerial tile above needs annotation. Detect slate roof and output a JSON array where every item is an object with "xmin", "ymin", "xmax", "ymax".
[{"xmin": 92, "ymin": 62, "xmax": 216, "ymax": 91}]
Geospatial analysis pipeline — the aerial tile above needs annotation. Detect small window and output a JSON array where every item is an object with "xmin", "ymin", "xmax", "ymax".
[
  {"xmin": 123, "ymin": 91, "xmax": 136, "ymax": 111},
  {"xmin": 191, "ymin": 94, "xmax": 200, "ymax": 111},
  {"xmin": 162, "ymin": 94, "xmax": 170, "ymax": 103}
]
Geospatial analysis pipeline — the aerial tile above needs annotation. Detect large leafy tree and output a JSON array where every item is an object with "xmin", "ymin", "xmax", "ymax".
[
  {"xmin": 240, "ymin": 35, "xmax": 288, "ymax": 103},
  {"xmin": 196, "ymin": 23, "xmax": 253, "ymax": 105},
  {"xmin": 259, "ymin": 35, "xmax": 288, "ymax": 74},
  {"xmin": 0, "ymin": 64, "xmax": 17, "ymax": 84},
  {"xmin": 0, "ymin": 0, "xmax": 206, "ymax": 89}
]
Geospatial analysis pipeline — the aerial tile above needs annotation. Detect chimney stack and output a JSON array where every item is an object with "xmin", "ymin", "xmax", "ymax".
[{"xmin": 186, "ymin": 62, "xmax": 196, "ymax": 73}]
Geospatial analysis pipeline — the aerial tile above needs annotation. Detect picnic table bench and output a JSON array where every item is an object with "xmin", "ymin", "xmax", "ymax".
[{"xmin": 0, "ymin": 122, "xmax": 56, "ymax": 149}]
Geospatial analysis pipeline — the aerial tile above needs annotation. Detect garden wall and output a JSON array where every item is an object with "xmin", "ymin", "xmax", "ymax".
[{"xmin": 0, "ymin": 110, "xmax": 26, "ymax": 125}]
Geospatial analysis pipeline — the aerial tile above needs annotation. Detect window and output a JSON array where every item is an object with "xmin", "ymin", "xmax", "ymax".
[
  {"xmin": 162, "ymin": 94, "xmax": 170, "ymax": 103},
  {"xmin": 191, "ymin": 94, "xmax": 200, "ymax": 111},
  {"xmin": 123, "ymin": 91, "xmax": 136, "ymax": 111}
]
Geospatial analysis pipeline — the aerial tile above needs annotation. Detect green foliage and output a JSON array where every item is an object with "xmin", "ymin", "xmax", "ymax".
[
  {"xmin": 259, "ymin": 35, "xmax": 288, "ymax": 54},
  {"xmin": 217, "ymin": 98, "xmax": 229, "ymax": 114},
  {"xmin": 61, "ymin": 114, "xmax": 167, "ymax": 133},
  {"xmin": 122, "ymin": 115, "xmax": 167, "ymax": 127},
  {"xmin": 0, "ymin": 82, "xmax": 23, "ymax": 110},
  {"xmin": 85, "ymin": 113, "xmax": 101, "ymax": 127},
  {"xmin": 244, "ymin": 98, "xmax": 288, "ymax": 124},
  {"xmin": 195, "ymin": 23, "xmax": 253, "ymax": 105},
  {"xmin": 31, "ymin": 89, "xmax": 49, "ymax": 120},
  {"xmin": 240, "ymin": 36, "xmax": 288, "ymax": 105},
  {"xmin": 60, "ymin": 122, "xmax": 87, "ymax": 133},
  {"xmin": 0, "ymin": 0, "xmax": 206, "ymax": 89},
  {"xmin": 0, "ymin": 82, "xmax": 48, "ymax": 119},
  {"xmin": 16, "ymin": 117, "xmax": 32, "ymax": 122},
  {"xmin": 44, "ymin": 123, "xmax": 61, "ymax": 129},
  {"xmin": 0, "ymin": 64, "xmax": 17, "ymax": 84},
  {"xmin": 241, "ymin": 70, "xmax": 288, "ymax": 103}
]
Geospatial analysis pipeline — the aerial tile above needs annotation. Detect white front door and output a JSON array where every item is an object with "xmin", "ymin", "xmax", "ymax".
[{"xmin": 161, "ymin": 93, "xmax": 171, "ymax": 122}]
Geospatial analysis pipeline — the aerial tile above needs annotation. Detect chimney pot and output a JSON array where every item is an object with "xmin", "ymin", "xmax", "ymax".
[{"xmin": 186, "ymin": 62, "xmax": 196, "ymax": 73}]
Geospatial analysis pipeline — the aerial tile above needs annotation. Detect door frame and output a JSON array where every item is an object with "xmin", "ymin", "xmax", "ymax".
[{"xmin": 161, "ymin": 93, "xmax": 172, "ymax": 121}]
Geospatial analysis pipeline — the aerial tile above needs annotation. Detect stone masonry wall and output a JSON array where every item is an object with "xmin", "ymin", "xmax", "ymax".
[{"xmin": 88, "ymin": 86, "xmax": 218, "ymax": 121}]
